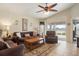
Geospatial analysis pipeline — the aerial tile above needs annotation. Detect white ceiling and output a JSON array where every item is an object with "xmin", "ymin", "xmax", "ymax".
[{"xmin": 0, "ymin": 3, "xmax": 75, "ymax": 20}]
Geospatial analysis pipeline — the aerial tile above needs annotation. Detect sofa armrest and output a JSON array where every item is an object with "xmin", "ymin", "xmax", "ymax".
[{"xmin": 0, "ymin": 44, "xmax": 25, "ymax": 56}]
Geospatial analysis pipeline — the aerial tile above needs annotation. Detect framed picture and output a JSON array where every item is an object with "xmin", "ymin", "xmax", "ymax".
[{"xmin": 22, "ymin": 18, "xmax": 28, "ymax": 31}]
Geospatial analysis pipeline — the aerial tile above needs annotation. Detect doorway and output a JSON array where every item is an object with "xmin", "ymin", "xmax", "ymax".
[{"xmin": 47, "ymin": 23, "xmax": 66, "ymax": 41}]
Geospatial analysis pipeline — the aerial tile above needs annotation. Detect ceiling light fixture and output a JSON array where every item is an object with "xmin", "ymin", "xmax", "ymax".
[{"xmin": 44, "ymin": 11, "xmax": 49, "ymax": 15}]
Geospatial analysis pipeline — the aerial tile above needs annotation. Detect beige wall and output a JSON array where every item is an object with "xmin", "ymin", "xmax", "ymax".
[
  {"xmin": 10, "ymin": 16, "xmax": 39, "ymax": 32},
  {"xmin": 27, "ymin": 17, "xmax": 39, "ymax": 32},
  {"xmin": 46, "ymin": 4, "xmax": 79, "ymax": 24},
  {"xmin": 10, "ymin": 17, "xmax": 22, "ymax": 32},
  {"xmin": 46, "ymin": 7, "xmax": 73, "ymax": 24},
  {"xmin": 71, "ymin": 4, "xmax": 79, "ymax": 19},
  {"xmin": 0, "ymin": 16, "xmax": 39, "ymax": 35}
]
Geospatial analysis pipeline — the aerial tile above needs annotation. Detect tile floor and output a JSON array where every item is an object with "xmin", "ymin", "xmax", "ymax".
[{"xmin": 48, "ymin": 40, "xmax": 79, "ymax": 56}]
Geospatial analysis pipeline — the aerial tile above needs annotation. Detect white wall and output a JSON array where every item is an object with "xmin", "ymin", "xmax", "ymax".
[
  {"xmin": 71, "ymin": 4, "xmax": 79, "ymax": 19},
  {"xmin": 10, "ymin": 16, "xmax": 39, "ymax": 32},
  {"xmin": 0, "ymin": 15, "xmax": 39, "ymax": 34},
  {"xmin": 27, "ymin": 17, "xmax": 39, "ymax": 31},
  {"xmin": 10, "ymin": 17, "xmax": 22, "ymax": 32},
  {"xmin": 46, "ymin": 8, "xmax": 71, "ymax": 24},
  {"xmin": 46, "ymin": 4, "xmax": 79, "ymax": 24}
]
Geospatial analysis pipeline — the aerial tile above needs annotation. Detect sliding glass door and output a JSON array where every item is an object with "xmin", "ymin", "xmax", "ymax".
[
  {"xmin": 47, "ymin": 23, "xmax": 66, "ymax": 41},
  {"xmin": 55, "ymin": 24, "xmax": 66, "ymax": 41}
]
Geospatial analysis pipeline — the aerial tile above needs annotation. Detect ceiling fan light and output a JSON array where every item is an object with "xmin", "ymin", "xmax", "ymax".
[{"xmin": 44, "ymin": 11, "xmax": 49, "ymax": 15}]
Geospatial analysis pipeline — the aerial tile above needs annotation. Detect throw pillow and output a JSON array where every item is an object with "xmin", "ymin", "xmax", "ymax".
[
  {"xmin": 16, "ymin": 33, "xmax": 21, "ymax": 38},
  {"xmin": 25, "ymin": 34, "xmax": 31, "ymax": 39},
  {"xmin": 25, "ymin": 34, "xmax": 30, "ymax": 37}
]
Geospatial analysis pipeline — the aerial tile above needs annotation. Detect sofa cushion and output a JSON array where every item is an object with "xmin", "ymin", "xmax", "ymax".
[
  {"xmin": 6, "ymin": 40, "xmax": 18, "ymax": 48},
  {"xmin": 0, "ymin": 41, "xmax": 8, "ymax": 50},
  {"xmin": 25, "ymin": 34, "xmax": 30, "ymax": 37},
  {"xmin": 20, "ymin": 32, "xmax": 25, "ymax": 37},
  {"xmin": 16, "ymin": 33, "xmax": 21, "ymax": 38},
  {"xmin": 20, "ymin": 32, "xmax": 33, "ymax": 37}
]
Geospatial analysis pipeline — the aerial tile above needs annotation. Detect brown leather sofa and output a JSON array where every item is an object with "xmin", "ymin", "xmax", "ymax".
[
  {"xmin": 0, "ymin": 42, "xmax": 25, "ymax": 56},
  {"xmin": 0, "ymin": 41, "xmax": 8, "ymax": 50},
  {"xmin": 11, "ymin": 31, "xmax": 34, "ymax": 44},
  {"xmin": 45, "ymin": 31, "xmax": 58, "ymax": 44},
  {"xmin": 20, "ymin": 31, "xmax": 33, "ymax": 37}
]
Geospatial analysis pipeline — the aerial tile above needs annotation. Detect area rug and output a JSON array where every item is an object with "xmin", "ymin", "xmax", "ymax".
[{"xmin": 24, "ymin": 43, "xmax": 57, "ymax": 56}]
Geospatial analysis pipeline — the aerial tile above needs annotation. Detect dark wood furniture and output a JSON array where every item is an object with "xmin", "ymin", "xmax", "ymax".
[{"xmin": 24, "ymin": 37, "xmax": 44, "ymax": 49}]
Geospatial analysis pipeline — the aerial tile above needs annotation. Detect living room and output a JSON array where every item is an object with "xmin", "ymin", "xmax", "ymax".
[{"xmin": 0, "ymin": 3, "xmax": 79, "ymax": 56}]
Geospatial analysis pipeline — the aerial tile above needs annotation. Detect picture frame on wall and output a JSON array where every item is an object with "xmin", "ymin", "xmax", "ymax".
[{"xmin": 22, "ymin": 18, "xmax": 28, "ymax": 31}]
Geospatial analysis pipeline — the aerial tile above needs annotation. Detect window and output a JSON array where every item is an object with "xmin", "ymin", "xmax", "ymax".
[
  {"xmin": 55, "ymin": 24, "xmax": 66, "ymax": 31},
  {"xmin": 47, "ymin": 25, "xmax": 51, "ymax": 30},
  {"xmin": 51, "ymin": 25, "xmax": 54, "ymax": 30}
]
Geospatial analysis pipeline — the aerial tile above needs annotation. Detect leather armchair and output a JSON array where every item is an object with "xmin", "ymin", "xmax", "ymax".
[{"xmin": 45, "ymin": 31, "xmax": 58, "ymax": 44}]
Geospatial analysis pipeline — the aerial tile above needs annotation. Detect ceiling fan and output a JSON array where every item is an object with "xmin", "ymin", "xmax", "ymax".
[{"xmin": 36, "ymin": 3, "xmax": 57, "ymax": 13}]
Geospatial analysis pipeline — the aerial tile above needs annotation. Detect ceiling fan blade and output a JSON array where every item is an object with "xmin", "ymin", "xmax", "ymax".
[
  {"xmin": 36, "ymin": 10, "xmax": 44, "ymax": 13},
  {"xmin": 38, "ymin": 5, "xmax": 45, "ymax": 10},
  {"xmin": 50, "ymin": 9, "xmax": 57, "ymax": 12},
  {"xmin": 48, "ymin": 3, "xmax": 57, "ymax": 9}
]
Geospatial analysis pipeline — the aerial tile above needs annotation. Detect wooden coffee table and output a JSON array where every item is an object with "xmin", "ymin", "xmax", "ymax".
[{"xmin": 24, "ymin": 37, "xmax": 44, "ymax": 49}]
